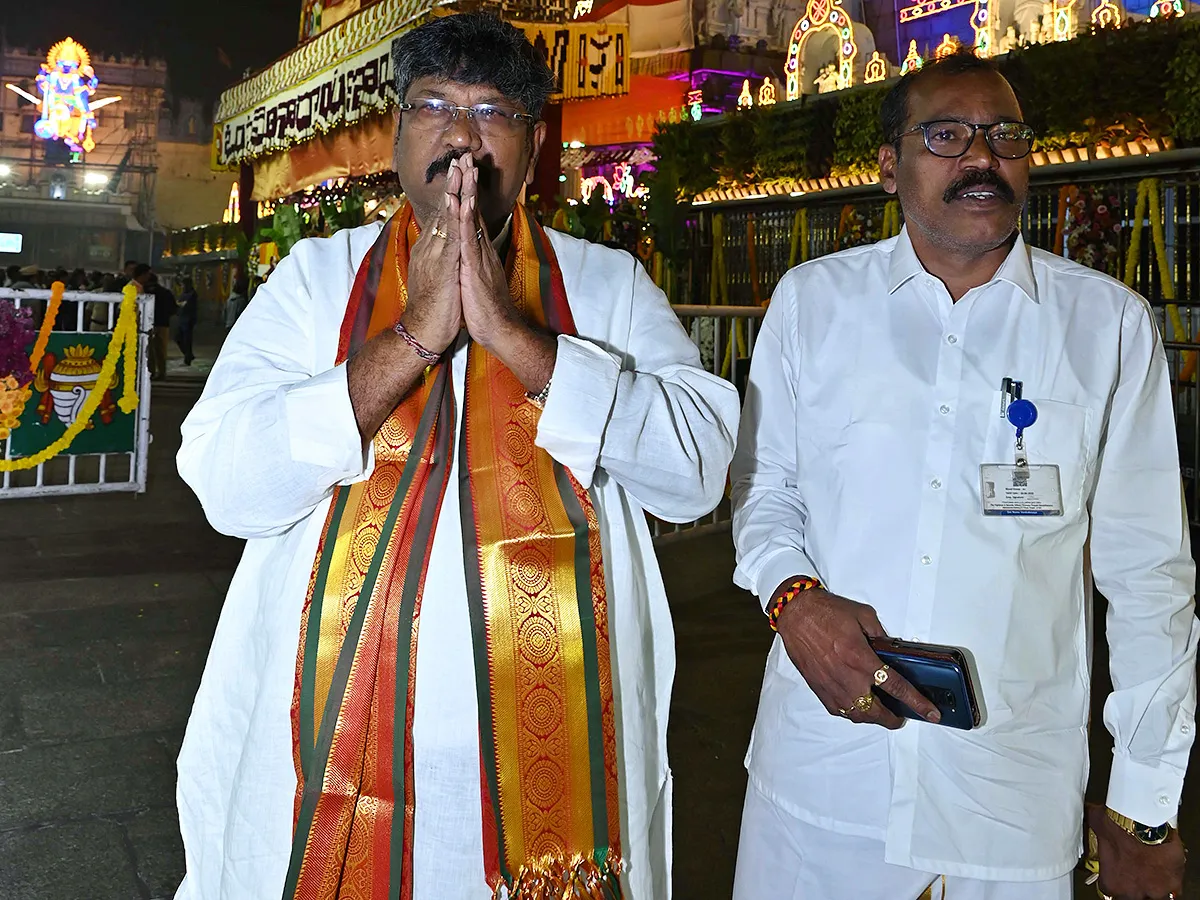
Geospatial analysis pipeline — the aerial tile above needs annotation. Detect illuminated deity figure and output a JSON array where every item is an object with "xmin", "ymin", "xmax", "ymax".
[{"xmin": 35, "ymin": 38, "xmax": 99, "ymax": 153}]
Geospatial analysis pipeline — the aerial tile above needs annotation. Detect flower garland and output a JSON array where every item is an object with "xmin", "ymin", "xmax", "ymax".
[
  {"xmin": 1064, "ymin": 186, "xmax": 1122, "ymax": 275},
  {"xmin": 0, "ymin": 284, "xmax": 140, "ymax": 472},
  {"xmin": 28, "ymin": 281, "xmax": 64, "ymax": 370},
  {"xmin": 880, "ymin": 200, "xmax": 903, "ymax": 240},
  {"xmin": 1123, "ymin": 178, "xmax": 1192, "ymax": 379},
  {"xmin": 788, "ymin": 208, "xmax": 809, "ymax": 268}
]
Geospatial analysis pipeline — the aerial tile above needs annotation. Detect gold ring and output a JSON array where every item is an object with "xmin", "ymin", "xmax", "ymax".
[
  {"xmin": 874, "ymin": 665, "xmax": 890, "ymax": 685},
  {"xmin": 836, "ymin": 707, "xmax": 850, "ymax": 718},
  {"xmin": 853, "ymin": 693, "xmax": 875, "ymax": 713},
  {"xmin": 430, "ymin": 226, "xmax": 449, "ymax": 239}
]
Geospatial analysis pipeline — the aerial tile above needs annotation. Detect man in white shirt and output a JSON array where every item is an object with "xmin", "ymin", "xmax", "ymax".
[
  {"xmin": 730, "ymin": 51, "xmax": 1193, "ymax": 900},
  {"xmin": 174, "ymin": 13, "xmax": 738, "ymax": 900}
]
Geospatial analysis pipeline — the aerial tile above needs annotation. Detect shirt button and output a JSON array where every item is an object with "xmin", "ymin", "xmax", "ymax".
[
  {"xmin": 1159, "ymin": 794, "xmax": 1172, "ymax": 806},
  {"xmin": 939, "ymin": 404, "xmax": 951, "ymax": 415},
  {"xmin": 921, "ymin": 555, "xmax": 932, "ymax": 565},
  {"xmin": 1183, "ymin": 723, "xmax": 1192, "ymax": 735},
  {"xmin": 930, "ymin": 478, "xmax": 942, "ymax": 489},
  {"xmin": 946, "ymin": 334, "xmax": 958, "ymax": 345}
]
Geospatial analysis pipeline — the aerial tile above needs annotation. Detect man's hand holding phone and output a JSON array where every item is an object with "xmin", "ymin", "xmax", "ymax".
[{"xmin": 773, "ymin": 581, "xmax": 942, "ymax": 728}]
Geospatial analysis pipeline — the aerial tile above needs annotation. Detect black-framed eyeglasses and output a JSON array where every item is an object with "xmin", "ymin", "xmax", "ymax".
[
  {"xmin": 893, "ymin": 120, "xmax": 1036, "ymax": 159},
  {"xmin": 398, "ymin": 98, "xmax": 535, "ymax": 137}
]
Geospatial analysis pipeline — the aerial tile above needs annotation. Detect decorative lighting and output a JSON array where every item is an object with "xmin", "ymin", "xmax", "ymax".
[
  {"xmin": 0, "ymin": 163, "xmax": 12, "ymax": 177},
  {"xmin": 864, "ymin": 50, "xmax": 888, "ymax": 83},
  {"xmin": 738, "ymin": 79, "xmax": 754, "ymax": 108},
  {"xmin": 784, "ymin": 0, "xmax": 859, "ymax": 100},
  {"xmin": 83, "ymin": 171, "xmax": 108, "ymax": 186},
  {"xmin": 3, "ymin": 38, "xmax": 121, "ymax": 154},
  {"xmin": 1149, "ymin": 0, "xmax": 1182, "ymax": 17},
  {"xmin": 901, "ymin": 40, "xmax": 924, "ymax": 74},
  {"xmin": 934, "ymin": 33, "xmax": 959, "ymax": 59},
  {"xmin": 568, "ymin": 140, "xmax": 585, "ymax": 149},
  {"xmin": 573, "ymin": 0, "xmax": 594, "ymax": 16},
  {"xmin": 757, "ymin": 77, "xmax": 777, "ymax": 106},
  {"xmin": 222, "ymin": 182, "xmax": 241, "ymax": 224},
  {"xmin": 1052, "ymin": 0, "xmax": 1077, "ymax": 41},
  {"xmin": 972, "ymin": 0, "xmax": 993, "ymax": 56},
  {"xmin": 1091, "ymin": 0, "xmax": 1122, "ymax": 27},
  {"xmin": 687, "ymin": 89, "xmax": 703, "ymax": 122}
]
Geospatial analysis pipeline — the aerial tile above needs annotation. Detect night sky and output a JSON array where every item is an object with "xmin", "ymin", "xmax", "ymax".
[{"xmin": 1, "ymin": 0, "xmax": 301, "ymax": 109}]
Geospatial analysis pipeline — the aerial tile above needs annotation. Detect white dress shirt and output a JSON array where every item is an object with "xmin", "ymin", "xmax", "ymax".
[
  {"xmin": 174, "ymin": 221, "xmax": 740, "ymax": 900},
  {"xmin": 731, "ymin": 228, "xmax": 1198, "ymax": 881}
]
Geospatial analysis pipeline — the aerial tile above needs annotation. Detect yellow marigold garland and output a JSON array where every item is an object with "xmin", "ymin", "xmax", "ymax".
[{"xmin": 0, "ymin": 284, "xmax": 140, "ymax": 471}]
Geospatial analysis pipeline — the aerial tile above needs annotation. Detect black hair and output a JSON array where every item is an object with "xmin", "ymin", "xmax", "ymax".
[
  {"xmin": 391, "ymin": 13, "xmax": 557, "ymax": 120},
  {"xmin": 880, "ymin": 50, "xmax": 1005, "ymax": 146},
  {"xmin": 132, "ymin": 263, "xmax": 152, "ymax": 279}
]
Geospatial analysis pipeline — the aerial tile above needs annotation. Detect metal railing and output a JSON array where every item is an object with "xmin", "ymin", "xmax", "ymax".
[
  {"xmin": 0, "ymin": 289, "xmax": 152, "ymax": 498},
  {"xmin": 652, "ymin": 304, "xmax": 765, "ymax": 542}
]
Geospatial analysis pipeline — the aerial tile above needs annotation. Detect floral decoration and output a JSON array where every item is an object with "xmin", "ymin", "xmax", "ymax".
[{"xmin": 1064, "ymin": 186, "xmax": 1123, "ymax": 275}]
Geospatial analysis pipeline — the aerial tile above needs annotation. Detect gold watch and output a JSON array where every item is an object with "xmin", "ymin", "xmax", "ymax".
[{"xmin": 1106, "ymin": 808, "xmax": 1172, "ymax": 845}]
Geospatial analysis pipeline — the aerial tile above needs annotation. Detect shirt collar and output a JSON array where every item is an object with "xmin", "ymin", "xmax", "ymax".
[{"xmin": 887, "ymin": 226, "xmax": 1039, "ymax": 303}]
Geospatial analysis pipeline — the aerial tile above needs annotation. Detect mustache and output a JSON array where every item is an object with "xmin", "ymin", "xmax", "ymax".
[
  {"xmin": 424, "ymin": 150, "xmax": 497, "ymax": 187},
  {"xmin": 943, "ymin": 169, "xmax": 1015, "ymax": 204},
  {"xmin": 425, "ymin": 149, "xmax": 468, "ymax": 183}
]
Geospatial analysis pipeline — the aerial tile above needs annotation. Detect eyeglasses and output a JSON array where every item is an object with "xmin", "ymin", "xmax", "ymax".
[
  {"xmin": 893, "ymin": 120, "xmax": 1036, "ymax": 159},
  {"xmin": 398, "ymin": 98, "xmax": 535, "ymax": 137}
]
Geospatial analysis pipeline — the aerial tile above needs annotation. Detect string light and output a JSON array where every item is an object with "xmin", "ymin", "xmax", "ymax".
[
  {"xmin": 738, "ymin": 79, "xmax": 754, "ymax": 108},
  {"xmin": 757, "ymin": 77, "xmax": 777, "ymax": 106}
]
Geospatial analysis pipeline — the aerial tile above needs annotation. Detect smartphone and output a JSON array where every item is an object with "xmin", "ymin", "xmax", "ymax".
[{"xmin": 867, "ymin": 636, "xmax": 981, "ymax": 730}]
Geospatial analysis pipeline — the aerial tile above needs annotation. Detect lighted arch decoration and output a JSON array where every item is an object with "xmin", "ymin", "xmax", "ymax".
[
  {"xmin": 1091, "ymin": 0, "xmax": 1122, "ymax": 27},
  {"xmin": 971, "ymin": 0, "xmax": 994, "ymax": 56},
  {"xmin": 900, "ymin": 39, "xmax": 923, "ymax": 75},
  {"xmin": 863, "ymin": 50, "xmax": 888, "ymax": 83},
  {"xmin": 785, "ymin": 0, "xmax": 860, "ymax": 101}
]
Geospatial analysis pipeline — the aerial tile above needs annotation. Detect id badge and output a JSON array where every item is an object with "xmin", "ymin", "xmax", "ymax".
[{"xmin": 979, "ymin": 463, "xmax": 1063, "ymax": 516}]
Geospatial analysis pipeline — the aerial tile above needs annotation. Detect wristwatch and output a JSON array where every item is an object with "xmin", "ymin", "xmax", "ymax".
[{"xmin": 1106, "ymin": 808, "xmax": 1172, "ymax": 845}]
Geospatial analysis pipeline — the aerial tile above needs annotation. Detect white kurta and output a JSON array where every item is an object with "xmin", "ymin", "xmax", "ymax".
[
  {"xmin": 731, "ymin": 229, "xmax": 1198, "ymax": 882},
  {"xmin": 174, "ymin": 222, "xmax": 740, "ymax": 900}
]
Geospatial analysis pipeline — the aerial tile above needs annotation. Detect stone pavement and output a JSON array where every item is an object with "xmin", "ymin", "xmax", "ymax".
[{"xmin": 0, "ymin": 326, "xmax": 1198, "ymax": 899}]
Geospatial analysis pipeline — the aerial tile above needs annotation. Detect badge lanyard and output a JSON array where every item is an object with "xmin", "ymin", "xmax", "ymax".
[
  {"xmin": 999, "ymin": 378, "xmax": 1038, "ymax": 476},
  {"xmin": 981, "ymin": 377, "xmax": 1062, "ymax": 516}
]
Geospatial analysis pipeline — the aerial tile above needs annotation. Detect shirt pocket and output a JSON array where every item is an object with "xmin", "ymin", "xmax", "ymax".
[{"xmin": 982, "ymin": 397, "xmax": 1094, "ymax": 521}]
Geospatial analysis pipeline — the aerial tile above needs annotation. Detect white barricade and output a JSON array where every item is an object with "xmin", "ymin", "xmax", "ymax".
[{"xmin": 0, "ymin": 289, "xmax": 152, "ymax": 498}]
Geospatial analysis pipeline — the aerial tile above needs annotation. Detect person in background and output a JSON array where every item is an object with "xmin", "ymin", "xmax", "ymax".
[
  {"xmin": 124, "ymin": 260, "xmax": 139, "ymax": 280},
  {"xmin": 9, "ymin": 265, "xmax": 38, "ymax": 290},
  {"xmin": 730, "ymin": 50, "xmax": 1192, "ymax": 900},
  {"xmin": 176, "ymin": 276, "xmax": 198, "ymax": 366},
  {"xmin": 3, "ymin": 264, "xmax": 20, "ymax": 287},
  {"xmin": 222, "ymin": 274, "xmax": 249, "ymax": 331},
  {"xmin": 146, "ymin": 272, "xmax": 176, "ymax": 380}
]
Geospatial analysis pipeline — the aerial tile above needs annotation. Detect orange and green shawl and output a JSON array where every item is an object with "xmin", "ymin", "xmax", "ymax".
[{"xmin": 284, "ymin": 202, "xmax": 623, "ymax": 900}]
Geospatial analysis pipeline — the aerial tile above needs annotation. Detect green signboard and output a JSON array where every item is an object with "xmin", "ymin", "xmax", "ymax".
[{"xmin": 9, "ymin": 332, "xmax": 136, "ymax": 457}]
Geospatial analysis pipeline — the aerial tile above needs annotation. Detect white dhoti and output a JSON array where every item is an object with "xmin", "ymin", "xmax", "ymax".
[{"xmin": 733, "ymin": 782, "xmax": 1075, "ymax": 900}]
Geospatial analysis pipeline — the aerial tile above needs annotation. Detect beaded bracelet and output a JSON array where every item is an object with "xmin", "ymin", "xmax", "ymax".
[
  {"xmin": 767, "ymin": 576, "xmax": 824, "ymax": 632},
  {"xmin": 393, "ymin": 320, "xmax": 442, "ymax": 364}
]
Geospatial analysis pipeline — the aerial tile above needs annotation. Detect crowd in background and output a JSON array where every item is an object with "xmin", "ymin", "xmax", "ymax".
[{"xmin": 1, "ymin": 261, "xmax": 253, "ymax": 381}]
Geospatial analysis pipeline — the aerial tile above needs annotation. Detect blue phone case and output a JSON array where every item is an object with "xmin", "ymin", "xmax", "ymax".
[{"xmin": 868, "ymin": 638, "xmax": 981, "ymax": 730}]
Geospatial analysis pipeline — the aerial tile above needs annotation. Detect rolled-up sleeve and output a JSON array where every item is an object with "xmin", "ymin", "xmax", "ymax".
[
  {"xmin": 1090, "ymin": 295, "xmax": 1199, "ymax": 827},
  {"xmin": 731, "ymin": 273, "xmax": 823, "ymax": 609},
  {"xmin": 535, "ymin": 257, "xmax": 739, "ymax": 522},
  {"xmin": 178, "ymin": 237, "xmax": 372, "ymax": 540}
]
